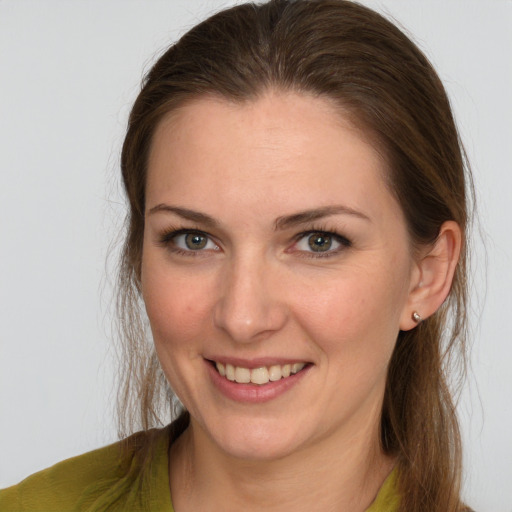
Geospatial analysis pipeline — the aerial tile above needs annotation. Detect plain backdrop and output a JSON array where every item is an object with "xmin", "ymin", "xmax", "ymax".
[{"xmin": 1, "ymin": 1, "xmax": 511, "ymax": 510}]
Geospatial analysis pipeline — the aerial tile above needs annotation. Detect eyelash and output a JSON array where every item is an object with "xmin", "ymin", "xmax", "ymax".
[
  {"xmin": 157, "ymin": 226, "xmax": 217, "ymax": 257},
  {"xmin": 290, "ymin": 224, "xmax": 352, "ymax": 259},
  {"xmin": 157, "ymin": 225, "xmax": 352, "ymax": 259}
]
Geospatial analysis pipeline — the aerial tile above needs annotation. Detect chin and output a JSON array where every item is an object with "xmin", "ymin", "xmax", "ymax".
[
  {"xmin": 219, "ymin": 434, "xmax": 302, "ymax": 462},
  {"xmin": 197, "ymin": 413, "xmax": 310, "ymax": 462}
]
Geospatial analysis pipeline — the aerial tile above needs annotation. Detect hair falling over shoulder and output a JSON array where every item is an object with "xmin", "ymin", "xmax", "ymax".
[{"xmin": 116, "ymin": 2, "xmax": 474, "ymax": 510}]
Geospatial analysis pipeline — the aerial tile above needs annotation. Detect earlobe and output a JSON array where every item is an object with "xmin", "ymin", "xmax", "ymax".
[{"xmin": 400, "ymin": 221, "xmax": 462, "ymax": 331}]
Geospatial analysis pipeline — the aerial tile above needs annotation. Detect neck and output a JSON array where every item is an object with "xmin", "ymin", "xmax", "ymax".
[{"xmin": 169, "ymin": 417, "xmax": 394, "ymax": 512}]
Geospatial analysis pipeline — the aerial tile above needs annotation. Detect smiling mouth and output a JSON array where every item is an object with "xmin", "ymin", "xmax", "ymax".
[{"xmin": 213, "ymin": 361, "xmax": 308, "ymax": 385}]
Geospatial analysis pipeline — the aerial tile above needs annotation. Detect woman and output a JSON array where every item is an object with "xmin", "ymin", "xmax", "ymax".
[{"xmin": 0, "ymin": 1, "xmax": 473, "ymax": 510}]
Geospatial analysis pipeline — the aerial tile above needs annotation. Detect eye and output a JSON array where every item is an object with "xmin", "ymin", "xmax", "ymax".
[
  {"xmin": 293, "ymin": 231, "xmax": 350, "ymax": 256},
  {"xmin": 160, "ymin": 229, "xmax": 219, "ymax": 254},
  {"xmin": 174, "ymin": 232, "xmax": 218, "ymax": 251},
  {"xmin": 178, "ymin": 233, "xmax": 210, "ymax": 250}
]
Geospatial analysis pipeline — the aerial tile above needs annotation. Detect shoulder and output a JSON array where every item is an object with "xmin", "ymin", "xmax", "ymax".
[
  {"xmin": 0, "ymin": 427, "xmax": 172, "ymax": 512},
  {"xmin": 366, "ymin": 469, "xmax": 400, "ymax": 512}
]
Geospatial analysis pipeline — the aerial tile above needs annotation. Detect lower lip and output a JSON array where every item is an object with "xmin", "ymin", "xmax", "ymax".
[{"xmin": 206, "ymin": 361, "xmax": 311, "ymax": 404}]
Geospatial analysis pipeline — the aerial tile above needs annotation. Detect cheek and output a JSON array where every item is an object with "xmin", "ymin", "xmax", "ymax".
[
  {"xmin": 141, "ymin": 257, "xmax": 215, "ymax": 350},
  {"xmin": 141, "ymin": 260, "xmax": 218, "ymax": 404},
  {"xmin": 294, "ymin": 266, "xmax": 408, "ymax": 361}
]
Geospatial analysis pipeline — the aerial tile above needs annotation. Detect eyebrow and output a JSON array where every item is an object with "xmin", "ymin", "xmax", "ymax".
[
  {"xmin": 274, "ymin": 205, "xmax": 371, "ymax": 230},
  {"xmin": 148, "ymin": 204, "xmax": 219, "ymax": 229},
  {"xmin": 148, "ymin": 203, "xmax": 370, "ymax": 230}
]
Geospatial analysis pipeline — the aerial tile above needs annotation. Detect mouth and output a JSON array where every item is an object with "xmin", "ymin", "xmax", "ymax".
[{"xmin": 211, "ymin": 361, "xmax": 308, "ymax": 386}]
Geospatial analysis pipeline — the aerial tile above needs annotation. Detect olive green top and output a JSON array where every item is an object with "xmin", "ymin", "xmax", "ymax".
[{"xmin": 0, "ymin": 426, "xmax": 399, "ymax": 511}]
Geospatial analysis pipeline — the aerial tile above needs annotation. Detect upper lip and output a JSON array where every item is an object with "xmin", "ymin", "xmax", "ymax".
[{"xmin": 205, "ymin": 356, "xmax": 311, "ymax": 369}]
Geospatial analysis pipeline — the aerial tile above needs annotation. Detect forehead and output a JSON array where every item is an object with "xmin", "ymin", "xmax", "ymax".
[{"xmin": 146, "ymin": 91, "xmax": 398, "ymax": 224}]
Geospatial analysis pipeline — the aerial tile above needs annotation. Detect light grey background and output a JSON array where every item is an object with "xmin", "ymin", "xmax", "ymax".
[{"xmin": 1, "ymin": 1, "xmax": 511, "ymax": 510}]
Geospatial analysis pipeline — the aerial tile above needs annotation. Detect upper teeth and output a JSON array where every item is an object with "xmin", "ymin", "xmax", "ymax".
[{"xmin": 215, "ymin": 362, "xmax": 306, "ymax": 385}]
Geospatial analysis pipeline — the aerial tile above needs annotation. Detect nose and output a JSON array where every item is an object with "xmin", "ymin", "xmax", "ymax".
[{"xmin": 213, "ymin": 257, "xmax": 288, "ymax": 344}]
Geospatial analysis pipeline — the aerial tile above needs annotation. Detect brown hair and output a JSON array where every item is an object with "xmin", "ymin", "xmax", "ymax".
[{"xmin": 117, "ymin": 1, "xmax": 472, "ymax": 510}]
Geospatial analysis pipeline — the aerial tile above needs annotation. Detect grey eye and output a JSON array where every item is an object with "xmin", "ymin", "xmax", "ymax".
[
  {"xmin": 185, "ymin": 233, "xmax": 208, "ymax": 250},
  {"xmin": 294, "ymin": 231, "xmax": 346, "ymax": 255},
  {"xmin": 307, "ymin": 233, "xmax": 333, "ymax": 252},
  {"xmin": 172, "ymin": 232, "xmax": 218, "ymax": 251}
]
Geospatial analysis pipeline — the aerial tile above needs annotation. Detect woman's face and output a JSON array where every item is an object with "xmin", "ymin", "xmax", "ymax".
[{"xmin": 141, "ymin": 92, "xmax": 418, "ymax": 461}]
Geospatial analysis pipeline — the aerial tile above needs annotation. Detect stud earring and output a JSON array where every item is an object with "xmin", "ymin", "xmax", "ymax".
[{"xmin": 412, "ymin": 311, "xmax": 422, "ymax": 323}]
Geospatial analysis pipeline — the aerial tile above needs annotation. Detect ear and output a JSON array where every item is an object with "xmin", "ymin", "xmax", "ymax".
[{"xmin": 399, "ymin": 221, "xmax": 462, "ymax": 331}]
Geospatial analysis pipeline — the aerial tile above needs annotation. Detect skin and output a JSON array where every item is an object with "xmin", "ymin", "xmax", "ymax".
[{"xmin": 140, "ymin": 91, "xmax": 458, "ymax": 511}]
